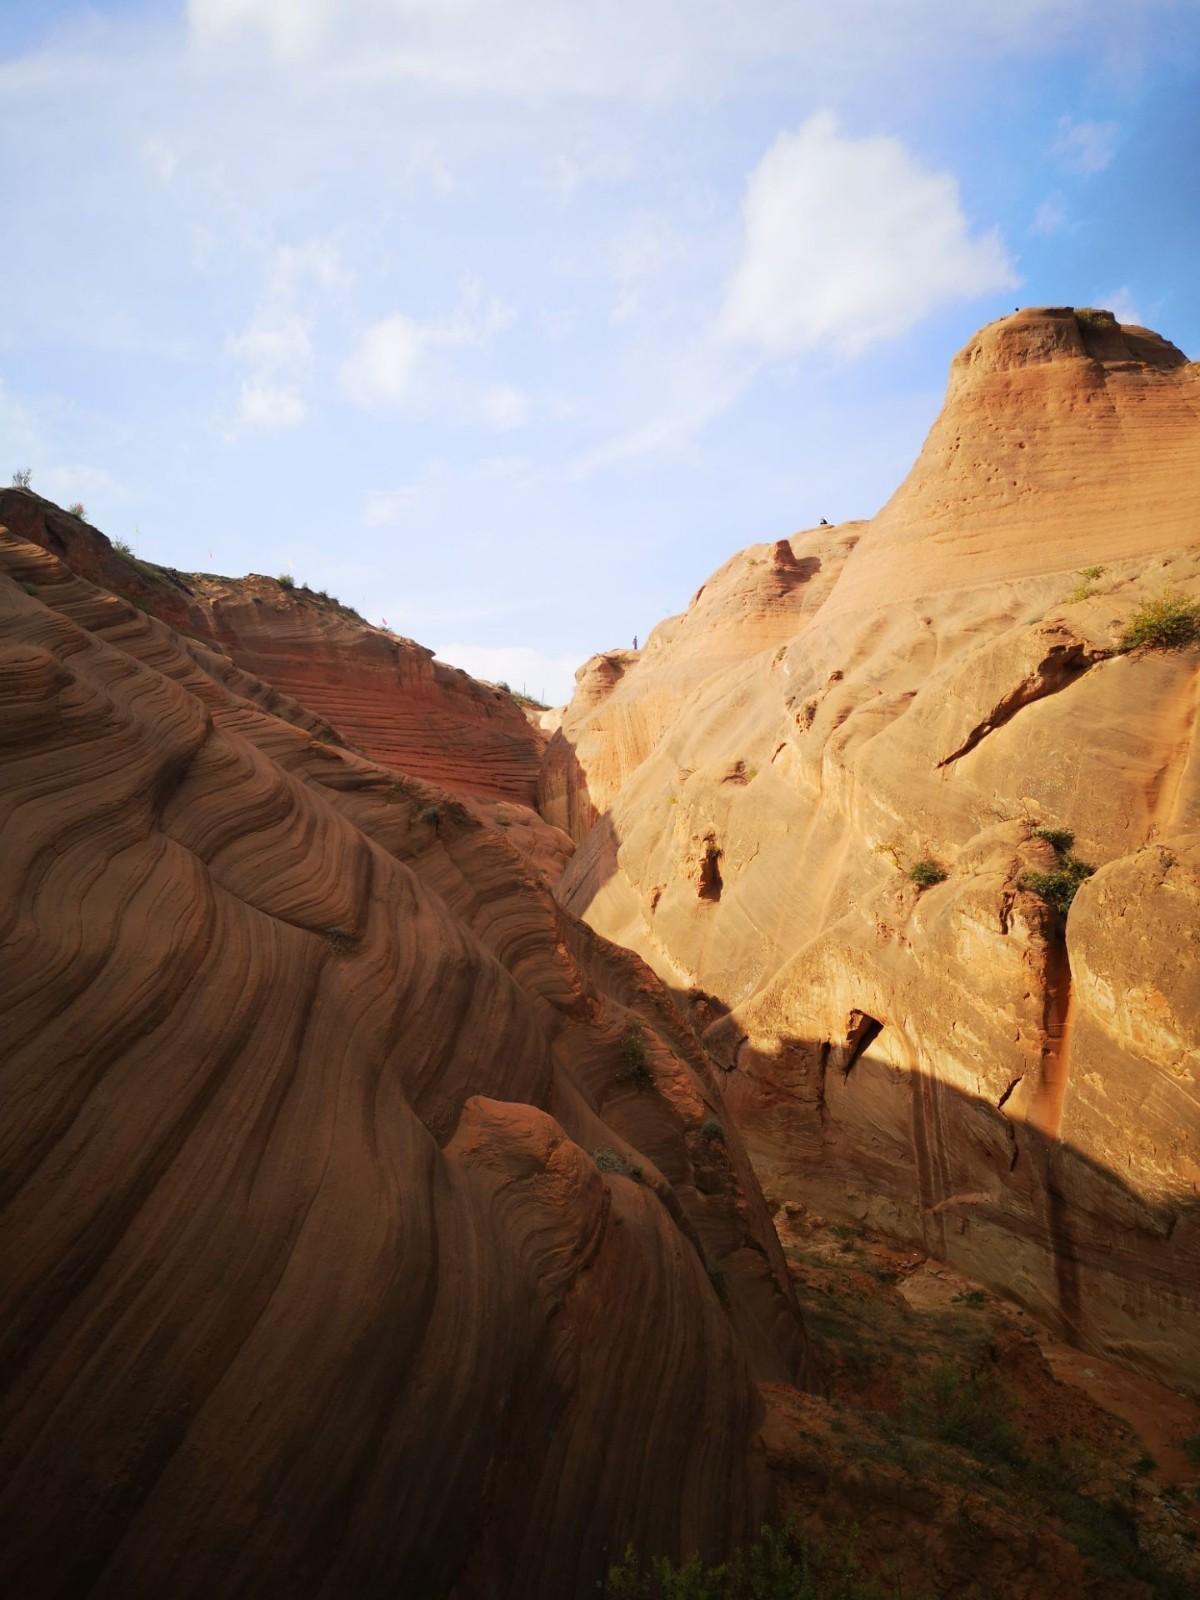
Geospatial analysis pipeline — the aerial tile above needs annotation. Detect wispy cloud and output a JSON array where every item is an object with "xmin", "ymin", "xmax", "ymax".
[
  {"xmin": 1053, "ymin": 115, "xmax": 1119, "ymax": 174},
  {"xmin": 1030, "ymin": 194, "xmax": 1068, "ymax": 236}
]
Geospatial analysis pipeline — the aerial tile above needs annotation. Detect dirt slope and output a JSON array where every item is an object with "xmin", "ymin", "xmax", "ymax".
[{"xmin": 546, "ymin": 307, "xmax": 1200, "ymax": 1393}]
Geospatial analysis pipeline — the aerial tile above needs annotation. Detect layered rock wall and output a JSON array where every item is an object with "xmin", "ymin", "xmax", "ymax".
[
  {"xmin": 0, "ymin": 521, "xmax": 802, "ymax": 1598},
  {"xmin": 549, "ymin": 309, "xmax": 1200, "ymax": 1391}
]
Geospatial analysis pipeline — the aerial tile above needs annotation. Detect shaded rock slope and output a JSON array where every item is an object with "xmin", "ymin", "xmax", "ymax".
[
  {"xmin": 0, "ymin": 515, "xmax": 805, "ymax": 1599},
  {"xmin": 545, "ymin": 308, "xmax": 1200, "ymax": 1393}
]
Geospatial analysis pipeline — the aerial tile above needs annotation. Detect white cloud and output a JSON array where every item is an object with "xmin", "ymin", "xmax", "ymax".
[
  {"xmin": 363, "ymin": 487, "xmax": 419, "ymax": 527},
  {"xmin": 227, "ymin": 237, "xmax": 349, "ymax": 430},
  {"xmin": 141, "ymin": 136, "xmax": 178, "ymax": 182},
  {"xmin": 237, "ymin": 380, "xmax": 307, "ymax": 428},
  {"xmin": 1053, "ymin": 115, "xmax": 1119, "ymax": 174},
  {"xmin": 1101, "ymin": 285, "xmax": 1144, "ymax": 326},
  {"xmin": 434, "ymin": 642, "xmax": 582, "ymax": 705},
  {"xmin": 340, "ymin": 286, "xmax": 519, "ymax": 416},
  {"xmin": 188, "ymin": 0, "xmax": 331, "ymax": 59},
  {"xmin": 479, "ymin": 384, "xmax": 530, "ymax": 430},
  {"xmin": 340, "ymin": 314, "xmax": 425, "ymax": 408},
  {"xmin": 1030, "ymin": 194, "xmax": 1067, "ymax": 236},
  {"xmin": 720, "ymin": 113, "xmax": 1018, "ymax": 359},
  {"xmin": 184, "ymin": 1, "xmax": 1192, "ymax": 104}
]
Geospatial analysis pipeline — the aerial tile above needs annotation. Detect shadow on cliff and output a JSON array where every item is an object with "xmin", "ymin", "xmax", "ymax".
[{"xmin": 672, "ymin": 997, "xmax": 1200, "ymax": 1394}]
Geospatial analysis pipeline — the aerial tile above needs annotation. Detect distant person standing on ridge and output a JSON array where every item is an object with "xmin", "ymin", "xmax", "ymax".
[
  {"xmin": 633, "ymin": 635, "xmax": 638, "ymax": 650},
  {"xmin": 819, "ymin": 517, "xmax": 830, "ymax": 526}
]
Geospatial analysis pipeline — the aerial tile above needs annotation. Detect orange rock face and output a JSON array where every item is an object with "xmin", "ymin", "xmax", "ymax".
[
  {"xmin": 548, "ymin": 308, "xmax": 1200, "ymax": 1392},
  {"xmin": 0, "ymin": 490, "xmax": 545, "ymax": 807},
  {"xmin": 0, "ymin": 519, "xmax": 803, "ymax": 1597}
]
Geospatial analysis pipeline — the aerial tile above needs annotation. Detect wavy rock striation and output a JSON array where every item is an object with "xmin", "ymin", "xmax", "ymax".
[
  {"xmin": 0, "ymin": 522, "xmax": 804, "ymax": 1598},
  {"xmin": 0, "ymin": 489, "xmax": 545, "ymax": 807},
  {"xmin": 547, "ymin": 308, "xmax": 1200, "ymax": 1392}
]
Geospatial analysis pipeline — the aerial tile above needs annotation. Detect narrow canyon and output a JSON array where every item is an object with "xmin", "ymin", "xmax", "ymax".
[{"xmin": 2, "ymin": 307, "xmax": 1198, "ymax": 1598}]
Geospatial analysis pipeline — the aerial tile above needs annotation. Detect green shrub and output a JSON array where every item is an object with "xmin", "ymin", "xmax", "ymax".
[
  {"xmin": 323, "ymin": 925, "xmax": 356, "ymax": 955},
  {"xmin": 1118, "ymin": 593, "xmax": 1200, "ymax": 653},
  {"xmin": 278, "ymin": 572, "xmax": 295, "ymax": 589},
  {"xmin": 1065, "ymin": 564, "xmax": 1107, "ymax": 603},
  {"xmin": 909, "ymin": 859, "xmax": 947, "ymax": 890},
  {"xmin": 606, "ymin": 1518, "xmax": 897, "ymax": 1600},
  {"xmin": 1020, "ymin": 857, "xmax": 1094, "ymax": 915},
  {"xmin": 10, "ymin": 467, "xmax": 32, "ymax": 488},
  {"xmin": 901, "ymin": 1362, "xmax": 1022, "ymax": 1466},
  {"xmin": 699, "ymin": 1118, "xmax": 725, "ymax": 1143},
  {"xmin": 1034, "ymin": 826, "xmax": 1075, "ymax": 854},
  {"xmin": 113, "ymin": 539, "xmax": 133, "ymax": 556},
  {"xmin": 616, "ymin": 1022, "xmax": 654, "ymax": 1091},
  {"xmin": 67, "ymin": 501, "xmax": 86, "ymax": 519}
]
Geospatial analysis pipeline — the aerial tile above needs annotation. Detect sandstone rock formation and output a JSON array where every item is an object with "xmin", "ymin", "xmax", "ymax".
[
  {"xmin": 0, "ymin": 489, "xmax": 546, "ymax": 808},
  {"xmin": 0, "ymin": 514, "xmax": 804, "ymax": 1598},
  {"xmin": 546, "ymin": 308, "xmax": 1200, "ymax": 1393}
]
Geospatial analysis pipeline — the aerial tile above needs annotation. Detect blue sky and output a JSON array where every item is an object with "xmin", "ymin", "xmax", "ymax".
[{"xmin": 2, "ymin": 1, "xmax": 1198, "ymax": 702}]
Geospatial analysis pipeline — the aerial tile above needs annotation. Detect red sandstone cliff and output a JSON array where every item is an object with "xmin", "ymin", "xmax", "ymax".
[
  {"xmin": 0, "ymin": 515, "xmax": 803, "ymax": 1598},
  {"xmin": 546, "ymin": 308, "xmax": 1200, "ymax": 1393}
]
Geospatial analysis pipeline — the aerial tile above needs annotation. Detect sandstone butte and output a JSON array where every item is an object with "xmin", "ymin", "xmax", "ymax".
[
  {"xmin": 546, "ymin": 307, "xmax": 1200, "ymax": 1395},
  {"xmin": 0, "ymin": 304, "xmax": 1198, "ymax": 1599}
]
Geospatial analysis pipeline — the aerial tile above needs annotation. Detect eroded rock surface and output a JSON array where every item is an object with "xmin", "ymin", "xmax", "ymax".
[
  {"xmin": 547, "ymin": 308, "xmax": 1200, "ymax": 1391},
  {"xmin": 0, "ymin": 522, "xmax": 803, "ymax": 1599}
]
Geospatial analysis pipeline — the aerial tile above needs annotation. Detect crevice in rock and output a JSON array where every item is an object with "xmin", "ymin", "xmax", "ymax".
[
  {"xmin": 997, "ymin": 1076, "xmax": 1022, "ymax": 1111},
  {"xmin": 936, "ymin": 640, "xmax": 1104, "ymax": 769},
  {"xmin": 842, "ymin": 1010, "xmax": 883, "ymax": 1078},
  {"xmin": 698, "ymin": 837, "xmax": 724, "ymax": 901}
]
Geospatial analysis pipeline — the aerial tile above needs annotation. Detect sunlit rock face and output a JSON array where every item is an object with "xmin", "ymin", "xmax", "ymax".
[
  {"xmin": 0, "ymin": 514, "xmax": 804, "ymax": 1599},
  {"xmin": 546, "ymin": 309, "xmax": 1200, "ymax": 1392}
]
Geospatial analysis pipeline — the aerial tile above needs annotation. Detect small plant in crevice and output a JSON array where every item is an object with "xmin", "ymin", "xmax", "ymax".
[
  {"xmin": 616, "ymin": 1021, "xmax": 654, "ymax": 1092},
  {"xmin": 1021, "ymin": 825, "xmax": 1094, "ymax": 916},
  {"xmin": 1118, "ymin": 593, "xmax": 1200, "ymax": 653},
  {"xmin": 323, "ymin": 925, "xmax": 357, "ymax": 955},
  {"xmin": 699, "ymin": 1118, "xmax": 725, "ymax": 1143},
  {"xmin": 113, "ymin": 538, "xmax": 133, "ymax": 556},
  {"xmin": 418, "ymin": 804, "xmax": 442, "ymax": 831},
  {"xmin": 909, "ymin": 858, "xmax": 947, "ymax": 890},
  {"xmin": 10, "ymin": 467, "xmax": 32, "ymax": 488}
]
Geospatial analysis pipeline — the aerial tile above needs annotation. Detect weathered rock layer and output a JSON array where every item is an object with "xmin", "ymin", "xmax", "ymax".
[
  {"xmin": 0, "ymin": 518, "xmax": 803, "ymax": 1598},
  {"xmin": 547, "ymin": 308, "xmax": 1200, "ymax": 1392}
]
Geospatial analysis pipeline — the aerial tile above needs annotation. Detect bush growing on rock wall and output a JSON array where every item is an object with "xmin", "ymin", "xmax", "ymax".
[
  {"xmin": 277, "ymin": 573, "xmax": 295, "ymax": 589},
  {"xmin": 616, "ymin": 1022, "xmax": 654, "ymax": 1091},
  {"xmin": 1020, "ymin": 859, "xmax": 1094, "ymax": 916},
  {"xmin": 700, "ymin": 1118, "xmax": 725, "ymax": 1143},
  {"xmin": 909, "ymin": 859, "xmax": 947, "ymax": 890},
  {"xmin": 1118, "ymin": 593, "xmax": 1200, "ymax": 653},
  {"xmin": 68, "ymin": 502, "xmax": 86, "ymax": 519}
]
